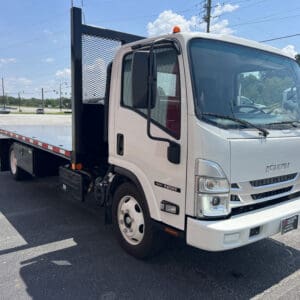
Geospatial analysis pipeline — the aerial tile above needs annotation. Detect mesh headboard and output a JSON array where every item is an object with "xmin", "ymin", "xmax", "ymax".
[{"xmin": 82, "ymin": 34, "xmax": 121, "ymax": 103}]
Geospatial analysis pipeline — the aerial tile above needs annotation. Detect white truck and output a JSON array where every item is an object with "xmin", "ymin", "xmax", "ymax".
[{"xmin": 0, "ymin": 7, "xmax": 299, "ymax": 258}]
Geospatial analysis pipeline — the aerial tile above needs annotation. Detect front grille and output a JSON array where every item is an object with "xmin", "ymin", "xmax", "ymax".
[
  {"xmin": 230, "ymin": 195, "xmax": 240, "ymax": 202},
  {"xmin": 250, "ymin": 173, "xmax": 297, "ymax": 187},
  {"xmin": 251, "ymin": 186, "xmax": 292, "ymax": 200},
  {"xmin": 231, "ymin": 191, "xmax": 300, "ymax": 216},
  {"xmin": 231, "ymin": 183, "xmax": 239, "ymax": 189}
]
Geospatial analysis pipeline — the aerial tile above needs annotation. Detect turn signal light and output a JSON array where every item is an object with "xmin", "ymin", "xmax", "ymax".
[{"xmin": 160, "ymin": 200, "xmax": 179, "ymax": 215}]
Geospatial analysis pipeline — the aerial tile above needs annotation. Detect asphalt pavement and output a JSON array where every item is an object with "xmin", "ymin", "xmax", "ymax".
[{"xmin": 0, "ymin": 172, "xmax": 299, "ymax": 300}]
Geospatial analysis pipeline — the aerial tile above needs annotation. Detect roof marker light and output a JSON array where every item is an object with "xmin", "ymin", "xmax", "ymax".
[{"xmin": 173, "ymin": 26, "xmax": 181, "ymax": 34}]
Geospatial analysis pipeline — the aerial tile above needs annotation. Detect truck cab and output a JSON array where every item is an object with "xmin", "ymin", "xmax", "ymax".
[{"xmin": 107, "ymin": 30, "xmax": 300, "ymax": 255}]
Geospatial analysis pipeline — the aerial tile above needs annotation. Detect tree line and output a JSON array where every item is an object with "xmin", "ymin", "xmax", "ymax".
[{"xmin": 0, "ymin": 96, "xmax": 71, "ymax": 108}]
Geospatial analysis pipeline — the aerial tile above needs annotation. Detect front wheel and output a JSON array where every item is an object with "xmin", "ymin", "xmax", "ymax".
[{"xmin": 112, "ymin": 182, "xmax": 163, "ymax": 259}]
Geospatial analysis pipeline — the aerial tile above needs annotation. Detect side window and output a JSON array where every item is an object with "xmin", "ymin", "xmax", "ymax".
[
  {"xmin": 122, "ymin": 47, "xmax": 181, "ymax": 139},
  {"xmin": 122, "ymin": 54, "xmax": 133, "ymax": 107}
]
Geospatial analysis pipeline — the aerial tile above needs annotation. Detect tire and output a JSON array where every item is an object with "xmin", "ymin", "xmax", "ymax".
[
  {"xmin": 112, "ymin": 182, "xmax": 163, "ymax": 259},
  {"xmin": 9, "ymin": 145, "xmax": 28, "ymax": 180}
]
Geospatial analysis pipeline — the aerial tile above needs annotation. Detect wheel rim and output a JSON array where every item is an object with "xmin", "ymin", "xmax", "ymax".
[
  {"xmin": 117, "ymin": 195, "xmax": 145, "ymax": 245},
  {"xmin": 10, "ymin": 149, "xmax": 17, "ymax": 175}
]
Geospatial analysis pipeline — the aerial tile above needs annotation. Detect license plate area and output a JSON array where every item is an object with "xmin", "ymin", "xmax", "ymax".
[{"xmin": 281, "ymin": 215, "xmax": 299, "ymax": 234}]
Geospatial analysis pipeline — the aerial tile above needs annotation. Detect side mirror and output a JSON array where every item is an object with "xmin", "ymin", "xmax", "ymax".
[
  {"xmin": 131, "ymin": 50, "xmax": 156, "ymax": 109},
  {"xmin": 132, "ymin": 48, "xmax": 180, "ymax": 164}
]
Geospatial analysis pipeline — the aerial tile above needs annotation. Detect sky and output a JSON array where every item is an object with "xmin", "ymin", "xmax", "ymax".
[{"xmin": 0, "ymin": 0, "xmax": 299, "ymax": 99}]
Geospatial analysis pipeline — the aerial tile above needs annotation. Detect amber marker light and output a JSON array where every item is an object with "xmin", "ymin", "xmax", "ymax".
[
  {"xmin": 71, "ymin": 163, "xmax": 83, "ymax": 170},
  {"xmin": 173, "ymin": 26, "xmax": 181, "ymax": 33}
]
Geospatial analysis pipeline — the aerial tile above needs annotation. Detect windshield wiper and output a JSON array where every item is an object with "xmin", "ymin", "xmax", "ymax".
[
  {"xmin": 267, "ymin": 121, "xmax": 300, "ymax": 127},
  {"xmin": 202, "ymin": 113, "xmax": 270, "ymax": 137}
]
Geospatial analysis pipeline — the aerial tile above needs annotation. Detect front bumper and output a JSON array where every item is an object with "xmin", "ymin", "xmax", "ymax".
[{"xmin": 186, "ymin": 198, "xmax": 300, "ymax": 251}]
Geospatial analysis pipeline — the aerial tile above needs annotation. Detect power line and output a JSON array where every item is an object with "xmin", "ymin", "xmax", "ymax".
[
  {"xmin": 260, "ymin": 33, "xmax": 300, "ymax": 43},
  {"xmin": 231, "ymin": 12, "xmax": 300, "ymax": 28},
  {"xmin": 236, "ymin": 0, "xmax": 270, "ymax": 10},
  {"xmin": 248, "ymin": 6, "xmax": 300, "ymax": 22}
]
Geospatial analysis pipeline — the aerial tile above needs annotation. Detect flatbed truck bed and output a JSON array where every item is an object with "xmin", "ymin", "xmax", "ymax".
[{"xmin": 0, "ymin": 115, "xmax": 72, "ymax": 159}]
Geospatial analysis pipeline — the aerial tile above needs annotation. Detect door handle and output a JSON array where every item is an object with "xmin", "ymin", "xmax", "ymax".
[{"xmin": 117, "ymin": 133, "xmax": 124, "ymax": 155}]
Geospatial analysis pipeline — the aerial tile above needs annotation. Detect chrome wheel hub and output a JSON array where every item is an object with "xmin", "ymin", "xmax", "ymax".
[{"xmin": 118, "ymin": 195, "xmax": 145, "ymax": 245}]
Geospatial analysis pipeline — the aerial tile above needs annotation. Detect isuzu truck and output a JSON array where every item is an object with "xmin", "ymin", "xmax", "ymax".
[{"xmin": 0, "ymin": 7, "xmax": 299, "ymax": 258}]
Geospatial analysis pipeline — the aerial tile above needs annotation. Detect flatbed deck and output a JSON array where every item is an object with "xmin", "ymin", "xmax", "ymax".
[{"xmin": 0, "ymin": 115, "xmax": 72, "ymax": 159}]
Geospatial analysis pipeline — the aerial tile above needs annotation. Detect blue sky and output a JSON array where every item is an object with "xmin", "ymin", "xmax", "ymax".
[{"xmin": 0, "ymin": 0, "xmax": 299, "ymax": 99}]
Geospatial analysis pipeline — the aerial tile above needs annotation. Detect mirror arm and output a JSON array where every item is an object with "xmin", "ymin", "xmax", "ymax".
[
  {"xmin": 146, "ymin": 44, "xmax": 169, "ymax": 144},
  {"xmin": 146, "ymin": 46, "xmax": 180, "ymax": 164}
]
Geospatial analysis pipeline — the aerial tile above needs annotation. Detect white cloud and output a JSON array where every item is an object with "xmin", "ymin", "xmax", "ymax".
[
  {"xmin": 55, "ymin": 68, "xmax": 71, "ymax": 78},
  {"xmin": 147, "ymin": 3, "xmax": 238, "ymax": 37},
  {"xmin": 43, "ymin": 29, "xmax": 53, "ymax": 35},
  {"xmin": 210, "ymin": 19, "xmax": 233, "ymax": 35},
  {"xmin": 282, "ymin": 45, "xmax": 298, "ymax": 57},
  {"xmin": 5, "ymin": 77, "xmax": 32, "ymax": 93},
  {"xmin": 43, "ymin": 57, "xmax": 55, "ymax": 63},
  {"xmin": 18, "ymin": 77, "xmax": 32, "ymax": 85},
  {"xmin": 0, "ymin": 58, "xmax": 16, "ymax": 67},
  {"xmin": 147, "ymin": 10, "xmax": 199, "ymax": 37},
  {"xmin": 212, "ymin": 3, "xmax": 239, "ymax": 18},
  {"xmin": 210, "ymin": 3, "xmax": 239, "ymax": 34}
]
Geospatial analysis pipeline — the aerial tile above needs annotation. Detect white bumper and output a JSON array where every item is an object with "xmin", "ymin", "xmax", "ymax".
[{"xmin": 186, "ymin": 198, "xmax": 300, "ymax": 251}]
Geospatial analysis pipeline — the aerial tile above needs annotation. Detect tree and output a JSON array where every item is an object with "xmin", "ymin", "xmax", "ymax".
[{"xmin": 296, "ymin": 54, "xmax": 300, "ymax": 66}]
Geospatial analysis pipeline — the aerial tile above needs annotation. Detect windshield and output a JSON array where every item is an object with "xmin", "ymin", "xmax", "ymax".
[{"xmin": 189, "ymin": 38, "xmax": 300, "ymax": 129}]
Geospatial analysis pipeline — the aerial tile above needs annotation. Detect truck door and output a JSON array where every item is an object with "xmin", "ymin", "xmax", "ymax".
[{"xmin": 111, "ymin": 45, "xmax": 187, "ymax": 230}]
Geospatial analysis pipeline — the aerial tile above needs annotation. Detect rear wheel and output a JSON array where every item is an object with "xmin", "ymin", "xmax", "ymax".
[
  {"xmin": 112, "ymin": 182, "xmax": 163, "ymax": 259},
  {"xmin": 9, "ymin": 146, "xmax": 28, "ymax": 180}
]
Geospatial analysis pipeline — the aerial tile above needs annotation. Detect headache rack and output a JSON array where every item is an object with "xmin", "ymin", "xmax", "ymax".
[{"xmin": 70, "ymin": 7, "xmax": 143, "ymax": 166}]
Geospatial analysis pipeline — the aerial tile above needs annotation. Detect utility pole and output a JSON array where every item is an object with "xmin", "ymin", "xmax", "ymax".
[
  {"xmin": 41, "ymin": 88, "xmax": 44, "ymax": 109},
  {"xmin": 57, "ymin": 82, "xmax": 68, "ymax": 111},
  {"xmin": 18, "ymin": 92, "xmax": 21, "ymax": 112},
  {"xmin": 59, "ymin": 83, "xmax": 62, "ymax": 111},
  {"xmin": 204, "ymin": 0, "xmax": 212, "ymax": 33},
  {"xmin": 1, "ymin": 77, "xmax": 5, "ymax": 109}
]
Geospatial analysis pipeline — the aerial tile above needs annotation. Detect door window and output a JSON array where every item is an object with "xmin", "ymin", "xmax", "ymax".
[{"xmin": 122, "ymin": 46, "xmax": 181, "ymax": 139}]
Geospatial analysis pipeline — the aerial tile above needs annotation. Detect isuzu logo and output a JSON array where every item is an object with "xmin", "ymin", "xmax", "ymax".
[{"xmin": 266, "ymin": 162, "xmax": 290, "ymax": 173}]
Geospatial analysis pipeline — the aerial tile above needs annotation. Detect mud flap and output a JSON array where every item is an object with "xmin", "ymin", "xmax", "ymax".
[{"xmin": 59, "ymin": 166, "xmax": 84, "ymax": 202}]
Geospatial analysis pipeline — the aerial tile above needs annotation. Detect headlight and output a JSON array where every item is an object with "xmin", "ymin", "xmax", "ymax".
[
  {"xmin": 195, "ymin": 194, "xmax": 231, "ymax": 218},
  {"xmin": 197, "ymin": 176, "xmax": 229, "ymax": 193},
  {"xmin": 194, "ymin": 160, "xmax": 231, "ymax": 219}
]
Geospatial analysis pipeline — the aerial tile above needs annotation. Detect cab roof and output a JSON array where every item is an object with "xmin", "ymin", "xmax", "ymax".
[{"xmin": 125, "ymin": 31, "xmax": 295, "ymax": 60}]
